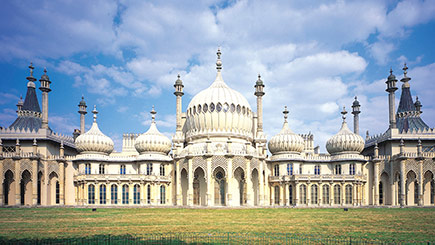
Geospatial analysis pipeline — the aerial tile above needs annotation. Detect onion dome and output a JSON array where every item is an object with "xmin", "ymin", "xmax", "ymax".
[
  {"xmin": 387, "ymin": 67, "xmax": 396, "ymax": 80},
  {"xmin": 75, "ymin": 105, "xmax": 114, "ymax": 155},
  {"xmin": 135, "ymin": 106, "xmax": 172, "ymax": 155},
  {"xmin": 40, "ymin": 68, "xmax": 50, "ymax": 81},
  {"xmin": 326, "ymin": 107, "xmax": 364, "ymax": 155},
  {"xmin": 268, "ymin": 106, "xmax": 305, "ymax": 154},
  {"xmin": 185, "ymin": 48, "xmax": 253, "ymax": 141}
]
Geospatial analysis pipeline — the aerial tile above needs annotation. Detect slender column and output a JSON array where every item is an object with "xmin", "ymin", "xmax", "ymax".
[
  {"xmin": 117, "ymin": 184, "xmax": 122, "ymax": 205},
  {"xmin": 284, "ymin": 183, "xmax": 288, "ymax": 206},
  {"xmin": 206, "ymin": 158, "xmax": 212, "ymax": 206},
  {"xmin": 279, "ymin": 184, "xmax": 284, "ymax": 206},
  {"xmin": 140, "ymin": 183, "xmax": 145, "ymax": 205},
  {"xmin": 227, "ymin": 158, "xmax": 233, "ymax": 206},
  {"xmin": 15, "ymin": 160, "xmax": 21, "ymax": 205},
  {"xmin": 385, "ymin": 69, "xmax": 398, "ymax": 129},
  {"xmin": 270, "ymin": 185, "xmax": 274, "ymax": 205},
  {"xmin": 32, "ymin": 159, "xmax": 38, "ymax": 205},
  {"xmin": 295, "ymin": 183, "xmax": 299, "ymax": 206},
  {"xmin": 95, "ymin": 183, "xmax": 100, "ymax": 205},
  {"xmin": 39, "ymin": 69, "xmax": 51, "ymax": 130},
  {"xmin": 59, "ymin": 162, "xmax": 65, "ymax": 205},
  {"xmin": 400, "ymin": 160, "xmax": 406, "ymax": 206},
  {"xmin": 84, "ymin": 183, "xmax": 88, "ymax": 205},
  {"xmin": 307, "ymin": 183, "xmax": 311, "ymax": 206},
  {"xmin": 319, "ymin": 184, "xmax": 323, "ymax": 206},
  {"xmin": 246, "ymin": 160, "xmax": 253, "ymax": 206},
  {"xmin": 374, "ymin": 162, "xmax": 380, "ymax": 205},
  {"xmin": 187, "ymin": 159, "xmax": 193, "ymax": 206},
  {"xmin": 418, "ymin": 160, "xmax": 424, "ymax": 206},
  {"xmin": 176, "ymin": 161, "xmax": 182, "ymax": 205},
  {"xmin": 258, "ymin": 160, "xmax": 264, "ymax": 206},
  {"xmin": 0, "ymin": 160, "xmax": 3, "ymax": 205}
]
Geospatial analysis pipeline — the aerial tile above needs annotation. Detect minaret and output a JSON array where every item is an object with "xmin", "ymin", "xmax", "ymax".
[
  {"xmin": 78, "ymin": 96, "xmax": 87, "ymax": 134},
  {"xmin": 254, "ymin": 74, "xmax": 265, "ymax": 139},
  {"xmin": 39, "ymin": 68, "xmax": 51, "ymax": 129},
  {"xmin": 351, "ymin": 96, "xmax": 361, "ymax": 135},
  {"xmin": 414, "ymin": 96, "xmax": 422, "ymax": 114},
  {"xmin": 173, "ymin": 74, "xmax": 184, "ymax": 143},
  {"xmin": 385, "ymin": 68, "xmax": 398, "ymax": 129},
  {"xmin": 92, "ymin": 105, "xmax": 98, "ymax": 122},
  {"xmin": 16, "ymin": 95, "xmax": 23, "ymax": 112}
]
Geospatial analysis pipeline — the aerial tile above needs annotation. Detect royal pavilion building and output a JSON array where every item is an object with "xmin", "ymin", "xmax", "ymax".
[{"xmin": 0, "ymin": 50, "xmax": 434, "ymax": 207}]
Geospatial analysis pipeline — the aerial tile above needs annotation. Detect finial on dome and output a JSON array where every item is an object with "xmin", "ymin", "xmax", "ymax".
[
  {"xmin": 390, "ymin": 67, "xmax": 393, "ymax": 75},
  {"xmin": 216, "ymin": 47, "xmax": 222, "ymax": 71},
  {"xmin": 283, "ymin": 106, "xmax": 289, "ymax": 122},
  {"xmin": 92, "ymin": 105, "xmax": 98, "ymax": 122},
  {"xmin": 29, "ymin": 62, "xmax": 34, "ymax": 77},
  {"xmin": 341, "ymin": 106, "xmax": 347, "ymax": 122},
  {"xmin": 151, "ymin": 105, "xmax": 156, "ymax": 123},
  {"xmin": 403, "ymin": 63, "xmax": 408, "ymax": 77}
]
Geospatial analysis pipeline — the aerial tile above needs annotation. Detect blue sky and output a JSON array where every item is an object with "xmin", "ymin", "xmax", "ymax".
[{"xmin": 1, "ymin": 0, "xmax": 434, "ymax": 152}]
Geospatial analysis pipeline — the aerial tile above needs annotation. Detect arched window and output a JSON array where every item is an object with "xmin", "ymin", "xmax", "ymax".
[
  {"xmin": 287, "ymin": 164, "xmax": 293, "ymax": 175},
  {"xmin": 198, "ymin": 104, "xmax": 202, "ymax": 113},
  {"xmin": 379, "ymin": 182, "xmax": 383, "ymax": 204},
  {"xmin": 345, "ymin": 185, "xmax": 353, "ymax": 205},
  {"xmin": 134, "ymin": 184, "xmax": 140, "ymax": 204},
  {"xmin": 160, "ymin": 164, "xmax": 165, "ymax": 176},
  {"xmin": 99, "ymin": 164, "xmax": 105, "ymax": 174},
  {"xmin": 160, "ymin": 185, "xmax": 166, "ymax": 204},
  {"xmin": 111, "ymin": 185, "xmax": 118, "ymax": 204},
  {"xmin": 210, "ymin": 103, "xmax": 215, "ymax": 112},
  {"xmin": 299, "ymin": 185, "xmax": 307, "ymax": 204},
  {"xmin": 274, "ymin": 186, "xmax": 280, "ymax": 205},
  {"xmin": 100, "ymin": 185, "xmax": 106, "ymax": 204},
  {"xmin": 314, "ymin": 165, "xmax": 320, "ymax": 175},
  {"xmin": 88, "ymin": 184, "xmax": 95, "ymax": 204},
  {"xmin": 147, "ymin": 163, "xmax": 153, "ymax": 175},
  {"xmin": 122, "ymin": 184, "xmax": 129, "ymax": 204},
  {"xmin": 334, "ymin": 185, "xmax": 341, "ymax": 204},
  {"xmin": 203, "ymin": 103, "xmax": 208, "ymax": 113},
  {"xmin": 322, "ymin": 185, "xmax": 330, "ymax": 204},
  {"xmin": 274, "ymin": 165, "xmax": 279, "ymax": 177},
  {"xmin": 289, "ymin": 185, "xmax": 293, "ymax": 205},
  {"xmin": 334, "ymin": 165, "xmax": 342, "ymax": 175},
  {"xmin": 55, "ymin": 181, "xmax": 60, "ymax": 204},
  {"xmin": 217, "ymin": 103, "xmax": 222, "ymax": 112},
  {"xmin": 349, "ymin": 163, "xmax": 355, "ymax": 175},
  {"xmin": 311, "ymin": 185, "xmax": 318, "ymax": 204},
  {"xmin": 147, "ymin": 185, "xmax": 151, "ymax": 204},
  {"xmin": 120, "ymin": 165, "xmax": 126, "ymax": 175},
  {"xmin": 85, "ymin": 163, "xmax": 91, "ymax": 174}
]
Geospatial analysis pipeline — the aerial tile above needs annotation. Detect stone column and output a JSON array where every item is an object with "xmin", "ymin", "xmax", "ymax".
[
  {"xmin": 258, "ymin": 160, "xmax": 264, "ymax": 206},
  {"xmin": 95, "ymin": 183, "xmax": 100, "ymax": 205},
  {"xmin": 374, "ymin": 162, "xmax": 380, "ymax": 205},
  {"xmin": 284, "ymin": 183, "xmax": 288, "ymax": 206},
  {"xmin": 294, "ymin": 182, "xmax": 299, "ymax": 206},
  {"xmin": 418, "ymin": 160, "xmax": 424, "ymax": 206},
  {"xmin": 307, "ymin": 183, "xmax": 311, "ymax": 206},
  {"xmin": 117, "ymin": 183, "xmax": 122, "ymax": 205},
  {"xmin": 32, "ymin": 159, "xmax": 38, "ymax": 205},
  {"xmin": 246, "ymin": 159, "xmax": 253, "ymax": 206},
  {"xmin": 0, "ymin": 160, "xmax": 3, "ymax": 205},
  {"xmin": 400, "ymin": 160, "xmax": 406, "ymax": 206},
  {"xmin": 341, "ymin": 183, "xmax": 345, "ymax": 206},
  {"xmin": 176, "ymin": 161, "xmax": 182, "ymax": 205},
  {"xmin": 140, "ymin": 183, "xmax": 145, "ymax": 205},
  {"xmin": 84, "ymin": 183, "xmax": 88, "ymax": 205},
  {"xmin": 187, "ymin": 159, "xmax": 193, "ymax": 206},
  {"xmin": 319, "ymin": 184, "xmax": 323, "ymax": 206},
  {"xmin": 206, "ymin": 158, "xmax": 212, "ymax": 206},
  {"xmin": 59, "ymin": 162, "xmax": 65, "ymax": 205},
  {"xmin": 15, "ymin": 160, "xmax": 21, "ymax": 205},
  {"xmin": 270, "ymin": 185, "xmax": 274, "ymax": 205},
  {"xmin": 227, "ymin": 158, "xmax": 233, "ymax": 206}
]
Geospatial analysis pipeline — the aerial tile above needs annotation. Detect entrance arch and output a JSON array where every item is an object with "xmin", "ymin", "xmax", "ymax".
[
  {"xmin": 193, "ymin": 167, "xmax": 206, "ymax": 206},
  {"xmin": 47, "ymin": 172, "xmax": 59, "ymax": 205},
  {"xmin": 251, "ymin": 169, "xmax": 259, "ymax": 206},
  {"xmin": 3, "ymin": 170, "xmax": 15, "ymax": 205},
  {"xmin": 180, "ymin": 169, "xmax": 188, "ymax": 206},
  {"xmin": 20, "ymin": 170, "xmax": 32, "ymax": 205},
  {"xmin": 234, "ymin": 167, "xmax": 246, "ymax": 206},
  {"xmin": 406, "ymin": 171, "xmax": 417, "ymax": 205},
  {"xmin": 213, "ymin": 167, "xmax": 226, "ymax": 206},
  {"xmin": 423, "ymin": 171, "xmax": 434, "ymax": 205}
]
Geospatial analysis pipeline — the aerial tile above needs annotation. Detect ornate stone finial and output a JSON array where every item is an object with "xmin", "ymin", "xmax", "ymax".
[
  {"xmin": 366, "ymin": 130, "xmax": 369, "ymax": 138},
  {"xmin": 29, "ymin": 62, "xmax": 34, "ymax": 77},
  {"xmin": 16, "ymin": 138, "xmax": 20, "ymax": 145},
  {"xmin": 60, "ymin": 141, "xmax": 64, "ymax": 149},
  {"xmin": 283, "ymin": 106, "xmax": 289, "ymax": 122},
  {"xmin": 341, "ymin": 106, "xmax": 347, "ymax": 122},
  {"xmin": 390, "ymin": 67, "xmax": 393, "ymax": 75},
  {"xmin": 403, "ymin": 63, "xmax": 408, "ymax": 77},
  {"xmin": 216, "ymin": 47, "xmax": 222, "ymax": 71},
  {"xmin": 33, "ymin": 138, "xmax": 37, "ymax": 146},
  {"xmin": 150, "ymin": 105, "xmax": 157, "ymax": 123},
  {"xmin": 92, "ymin": 105, "xmax": 98, "ymax": 122}
]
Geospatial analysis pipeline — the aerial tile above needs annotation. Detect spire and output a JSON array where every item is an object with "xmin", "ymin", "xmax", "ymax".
[
  {"xmin": 92, "ymin": 105, "xmax": 98, "ymax": 122},
  {"xmin": 400, "ymin": 63, "xmax": 411, "ymax": 88},
  {"xmin": 283, "ymin": 106, "xmax": 289, "ymax": 122},
  {"xmin": 341, "ymin": 106, "xmax": 347, "ymax": 123},
  {"xmin": 26, "ymin": 62, "xmax": 36, "ymax": 88},
  {"xmin": 216, "ymin": 47, "xmax": 222, "ymax": 72},
  {"xmin": 151, "ymin": 105, "xmax": 156, "ymax": 123}
]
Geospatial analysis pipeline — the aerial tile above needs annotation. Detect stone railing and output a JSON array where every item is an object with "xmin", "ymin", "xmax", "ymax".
[
  {"xmin": 74, "ymin": 173, "xmax": 171, "ymax": 182},
  {"xmin": 269, "ymin": 174, "xmax": 366, "ymax": 182}
]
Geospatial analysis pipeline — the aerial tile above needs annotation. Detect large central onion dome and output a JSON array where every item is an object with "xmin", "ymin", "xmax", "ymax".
[
  {"xmin": 268, "ymin": 106, "xmax": 305, "ymax": 154},
  {"xmin": 75, "ymin": 106, "xmax": 114, "ymax": 155},
  {"xmin": 326, "ymin": 107, "xmax": 364, "ymax": 155},
  {"xmin": 185, "ymin": 48, "xmax": 253, "ymax": 141},
  {"xmin": 135, "ymin": 107, "xmax": 172, "ymax": 155}
]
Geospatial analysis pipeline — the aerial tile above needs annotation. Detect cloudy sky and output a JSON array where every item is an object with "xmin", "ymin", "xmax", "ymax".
[{"xmin": 1, "ymin": 0, "xmax": 434, "ymax": 152}]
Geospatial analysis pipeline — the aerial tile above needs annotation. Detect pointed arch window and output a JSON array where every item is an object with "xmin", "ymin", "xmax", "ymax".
[
  {"xmin": 147, "ymin": 185, "xmax": 151, "ymax": 204},
  {"xmin": 345, "ymin": 185, "xmax": 353, "ymax": 205},
  {"xmin": 88, "ymin": 184, "xmax": 95, "ymax": 204},
  {"xmin": 111, "ymin": 185, "xmax": 118, "ymax": 204},
  {"xmin": 203, "ymin": 104, "xmax": 208, "ymax": 113},
  {"xmin": 322, "ymin": 185, "xmax": 330, "ymax": 204},
  {"xmin": 210, "ymin": 103, "xmax": 215, "ymax": 112},
  {"xmin": 100, "ymin": 185, "xmax": 106, "ymax": 204},
  {"xmin": 122, "ymin": 184, "xmax": 129, "ymax": 204},
  {"xmin": 334, "ymin": 185, "xmax": 341, "ymax": 204},
  {"xmin": 311, "ymin": 185, "xmax": 318, "ymax": 204},
  {"xmin": 134, "ymin": 184, "xmax": 140, "ymax": 204},
  {"xmin": 299, "ymin": 184, "xmax": 307, "ymax": 204},
  {"xmin": 160, "ymin": 185, "xmax": 166, "ymax": 204}
]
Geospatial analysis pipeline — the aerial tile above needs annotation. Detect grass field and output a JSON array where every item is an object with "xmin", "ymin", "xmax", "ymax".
[{"xmin": 0, "ymin": 207, "xmax": 434, "ymax": 242}]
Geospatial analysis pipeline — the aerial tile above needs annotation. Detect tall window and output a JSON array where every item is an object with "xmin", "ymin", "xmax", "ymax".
[
  {"xmin": 160, "ymin": 185, "xmax": 166, "ymax": 204},
  {"xmin": 314, "ymin": 165, "xmax": 320, "ymax": 175},
  {"xmin": 134, "ymin": 184, "xmax": 140, "ymax": 204},
  {"xmin": 160, "ymin": 164, "xmax": 165, "ymax": 176},
  {"xmin": 334, "ymin": 185, "xmax": 341, "ymax": 204},
  {"xmin": 120, "ymin": 165, "xmax": 126, "ymax": 175},
  {"xmin": 85, "ymin": 163, "xmax": 91, "ymax": 174},
  {"xmin": 147, "ymin": 163, "xmax": 153, "ymax": 175},
  {"xmin": 88, "ymin": 184, "xmax": 95, "ymax": 204},
  {"xmin": 99, "ymin": 164, "xmax": 105, "ymax": 174},
  {"xmin": 147, "ymin": 185, "xmax": 151, "ymax": 204},
  {"xmin": 122, "ymin": 184, "xmax": 129, "ymax": 204},
  {"xmin": 414, "ymin": 181, "xmax": 419, "ymax": 205},
  {"xmin": 379, "ymin": 182, "xmax": 383, "ymax": 204},
  {"xmin": 311, "ymin": 185, "xmax": 318, "ymax": 204},
  {"xmin": 289, "ymin": 185, "xmax": 293, "ymax": 205},
  {"xmin": 431, "ymin": 180, "xmax": 435, "ymax": 204},
  {"xmin": 345, "ymin": 185, "xmax": 353, "ymax": 205},
  {"xmin": 111, "ymin": 185, "xmax": 118, "ymax": 204},
  {"xmin": 299, "ymin": 185, "xmax": 307, "ymax": 204},
  {"xmin": 274, "ymin": 186, "xmax": 280, "ymax": 204},
  {"xmin": 274, "ymin": 165, "xmax": 279, "ymax": 177},
  {"xmin": 287, "ymin": 164, "xmax": 293, "ymax": 175},
  {"xmin": 349, "ymin": 163, "xmax": 355, "ymax": 175},
  {"xmin": 55, "ymin": 181, "xmax": 60, "ymax": 204},
  {"xmin": 322, "ymin": 185, "xmax": 330, "ymax": 204},
  {"xmin": 334, "ymin": 165, "xmax": 342, "ymax": 175},
  {"xmin": 299, "ymin": 165, "xmax": 303, "ymax": 174},
  {"xmin": 100, "ymin": 185, "xmax": 106, "ymax": 204}
]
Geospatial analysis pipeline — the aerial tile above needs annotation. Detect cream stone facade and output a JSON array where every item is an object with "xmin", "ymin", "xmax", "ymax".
[{"xmin": 1, "ymin": 52, "xmax": 434, "ymax": 207}]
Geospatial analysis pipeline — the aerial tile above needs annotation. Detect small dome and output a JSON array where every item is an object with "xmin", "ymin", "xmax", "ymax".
[
  {"xmin": 268, "ymin": 106, "xmax": 305, "ymax": 154},
  {"xmin": 79, "ymin": 96, "xmax": 87, "ymax": 106},
  {"xmin": 40, "ymin": 68, "xmax": 50, "ymax": 81},
  {"xmin": 75, "ymin": 106, "xmax": 114, "ymax": 155},
  {"xmin": 387, "ymin": 68, "xmax": 396, "ymax": 81},
  {"xmin": 135, "ymin": 107, "xmax": 172, "ymax": 155},
  {"xmin": 326, "ymin": 107, "xmax": 364, "ymax": 155}
]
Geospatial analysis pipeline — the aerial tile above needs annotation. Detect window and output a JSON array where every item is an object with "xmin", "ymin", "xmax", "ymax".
[
  {"xmin": 334, "ymin": 185, "xmax": 341, "ymax": 204},
  {"xmin": 379, "ymin": 182, "xmax": 383, "ymax": 204},
  {"xmin": 274, "ymin": 186, "xmax": 280, "ymax": 205},
  {"xmin": 160, "ymin": 164, "xmax": 165, "ymax": 176},
  {"xmin": 345, "ymin": 185, "xmax": 352, "ymax": 205},
  {"xmin": 147, "ymin": 163, "xmax": 153, "ymax": 175},
  {"xmin": 100, "ymin": 185, "xmax": 106, "ymax": 204},
  {"xmin": 311, "ymin": 185, "xmax": 318, "ymax": 204},
  {"xmin": 122, "ymin": 184, "xmax": 129, "ymax": 204},
  {"xmin": 314, "ymin": 165, "xmax": 320, "ymax": 175},
  {"xmin": 55, "ymin": 181, "xmax": 60, "ymax": 204},
  {"xmin": 85, "ymin": 163, "xmax": 91, "ymax": 174},
  {"xmin": 210, "ymin": 103, "xmax": 215, "ymax": 112},
  {"xmin": 299, "ymin": 165, "xmax": 303, "ymax": 174},
  {"xmin": 289, "ymin": 185, "xmax": 293, "ymax": 205},
  {"xmin": 274, "ymin": 165, "xmax": 279, "ymax": 177},
  {"xmin": 88, "ymin": 184, "xmax": 95, "ymax": 204},
  {"xmin": 120, "ymin": 165, "xmax": 126, "ymax": 175},
  {"xmin": 160, "ymin": 185, "xmax": 166, "ymax": 204},
  {"xmin": 334, "ymin": 165, "xmax": 342, "ymax": 175},
  {"xmin": 111, "ymin": 185, "xmax": 118, "ymax": 204},
  {"xmin": 299, "ymin": 185, "xmax": 307, "ymax": 204},
  {"xmin": 217, "ymin": 103, "xmax": 222, "ymax": 112},
  {"xmin": 287, "ymin": 164, "xmax": 293, "ymax": 175},
  {"xmin": 99, "ymin": 164, "xmax": 105, "ymax": 174},
  {"xmin": 322, "ymin": 185, "xmax": 330, "ymax": 205},
  {"xmin": 349, "ymin": 163, "xmax": 355, "ymax": 175},
  {"xmin": 147, "ymin": 185, "xmax": 151, "ymax": 204},
  {"xmin": 203, "ymin": 103, "xmax": 208, "ymax": 112},
  {"xmin": 134, "ymin": 184, "xmax": 140, "ymax": 204}
]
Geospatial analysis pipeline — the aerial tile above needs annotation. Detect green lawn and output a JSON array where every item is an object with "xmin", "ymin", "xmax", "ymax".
[{"xmin": 0, "ymin": 207, "xmax": 434, "ymax": 242}]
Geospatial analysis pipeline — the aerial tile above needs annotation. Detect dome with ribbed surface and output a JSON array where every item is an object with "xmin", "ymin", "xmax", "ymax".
[
  {"xmin": 135, "ymin": 108, "xmax": 172, "ymax": 155},
  {"xmin": 268, "ymin": 107, "xmax": 304, "ymax": 154},
  {"xmin": 326, "ymin": 108, "xmax": 364, "ymax": 155}
]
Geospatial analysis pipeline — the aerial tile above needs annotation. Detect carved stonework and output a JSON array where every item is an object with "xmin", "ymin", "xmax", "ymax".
[
  {"xmin": 3, "ymin": 159, "xmax": 15, "ymax": 175},
  {"xmin": 250, "ymin": 158, "xmax": 259, "ymax": 172},
  {"xmin": 212, "ymin": 156, "xmax": 228, "ymax": 175},
  {"xmin": 47, "ymin": 161, "xmax": 59, "ymax": 176},
  {"xmin": 232, "ymin": 156, "xmax": 246, "ymax": 172},
  {"xmin": 38, "ymin": 162, "xmax": 44, "ymax": 174},
  {"xmin": 378, "ymin": 160, "xmax": 390, "ymax": 179},
  {"xmin": 423, "ymin": 159, "xmax": 434, "ymax": 175},
  {"xmin": 180, "ymin": 159, "xmax": 188, "ymax": 171},
  {"xmin": 405, "ymin": 159, "xmax": 419, "ymax": 176},
  {"xmin": 20, "ymin": 160, "xmax": 33, "ymax": 176},
  {"xmin": 192, "ymin": 157, "xmax": 207, "ymax": 173}
]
